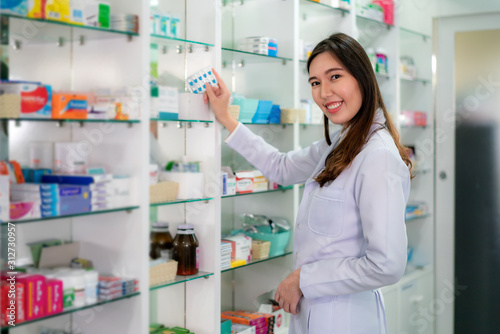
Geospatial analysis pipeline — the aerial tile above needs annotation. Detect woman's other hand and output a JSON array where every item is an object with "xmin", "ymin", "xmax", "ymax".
[
  {"xmin": 203, "ymin": 68, "xmax": 238, "ymax": 133},
  {"xmin": 274, "ymin": 268, "xmax": 303, "ymax": 315}
]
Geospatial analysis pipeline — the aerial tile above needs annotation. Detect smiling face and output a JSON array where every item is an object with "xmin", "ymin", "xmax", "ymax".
[{"xmin": 308, "ymin": 52, "xmax": 363, "ymax": 126}]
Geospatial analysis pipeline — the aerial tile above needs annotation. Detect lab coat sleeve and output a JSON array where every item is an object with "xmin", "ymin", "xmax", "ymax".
[
  {"xmin": 300, "ymin": 148, "xmax": 410, "ymax": 299},
  {"xmin": 226, "ymin": 123, "xmax": 332, "ymax": 186}
]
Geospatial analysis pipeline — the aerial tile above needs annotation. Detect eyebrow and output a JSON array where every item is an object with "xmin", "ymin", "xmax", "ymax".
[{"xmin": 308, "ymin": 67, "xmax": 344, "ymax": 82}]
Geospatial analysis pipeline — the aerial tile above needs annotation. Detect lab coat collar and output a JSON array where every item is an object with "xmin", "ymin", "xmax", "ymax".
[{"xmin": 338, "ymin": 108, "xmax": 386, "ymax": 144}]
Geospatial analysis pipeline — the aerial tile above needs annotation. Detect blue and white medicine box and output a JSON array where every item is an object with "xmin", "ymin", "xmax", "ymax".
[{"xmin": 1, "ymin": 0, "xmax": 28, "ymax": 16}]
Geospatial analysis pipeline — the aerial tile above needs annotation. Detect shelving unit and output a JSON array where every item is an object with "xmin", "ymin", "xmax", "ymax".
[{"xmin": 0, "ymin": 1, "xmax": 435, "ymax": 333}]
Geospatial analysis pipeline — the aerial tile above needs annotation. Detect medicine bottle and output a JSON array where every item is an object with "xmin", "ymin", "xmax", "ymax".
[
  {"xmin": 150, "ymin": 222, "xmax": 174, "ymax": 260},
  {"xmin": 173, "ymin": 224, "xmax": 199, "ymax": 276}
]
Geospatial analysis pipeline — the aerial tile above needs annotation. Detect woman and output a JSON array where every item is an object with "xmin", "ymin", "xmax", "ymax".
[{"xmin": 205, "ymin": 33, "xmax": 412, "ymax": 333}]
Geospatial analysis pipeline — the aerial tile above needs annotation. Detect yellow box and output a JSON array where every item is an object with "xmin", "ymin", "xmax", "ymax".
[
  {"xmin": 28, "ymin": 0, "xmax": 42, "ymax": 19},
  {"xmin": 45, "ymin": 0, "xmax": 70, "ymax": 22}
]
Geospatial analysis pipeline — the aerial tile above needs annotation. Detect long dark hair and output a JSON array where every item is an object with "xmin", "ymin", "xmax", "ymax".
[{"xmin": 307, "ymin": 33, "xmax": 412, "ymax": 186}]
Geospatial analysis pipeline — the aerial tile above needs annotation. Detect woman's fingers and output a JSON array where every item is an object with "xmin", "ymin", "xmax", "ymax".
[{"xmin": 212, "ymin": 68, "xmax": 228, "ymax": 92}]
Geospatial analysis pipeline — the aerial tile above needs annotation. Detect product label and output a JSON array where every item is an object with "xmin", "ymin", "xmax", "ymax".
[{"xmin": 63, "ymin": 288, "xmax": 74, "ymax": 308}]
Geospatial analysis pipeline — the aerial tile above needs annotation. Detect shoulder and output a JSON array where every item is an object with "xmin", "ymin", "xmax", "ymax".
[{"xmin": 356, "ymin": 129, "xmax": 408, "ymax": 172}]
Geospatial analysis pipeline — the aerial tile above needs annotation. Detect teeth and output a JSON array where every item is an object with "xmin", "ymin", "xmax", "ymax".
[{"xmin": 326, "ymin": 102, "xmax": 342, "ymax": 110}]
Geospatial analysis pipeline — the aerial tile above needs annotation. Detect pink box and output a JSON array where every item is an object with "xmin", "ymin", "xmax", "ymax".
[
  {"xmin": 46, "ymin": 279, "xmax": 63, "ymax": 315},
  {"xmin": 373, "ymin": 0, "xmax": 394, "ymax": 25},
  {"xmin": 17, "ymin": 274, "xmax": 46, "ymax": 321}
]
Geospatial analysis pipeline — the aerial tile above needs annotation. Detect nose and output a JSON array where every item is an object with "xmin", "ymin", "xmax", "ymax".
[{"xmin": 320, "ymin": 81, "xmax": 333, "ymax": 100}]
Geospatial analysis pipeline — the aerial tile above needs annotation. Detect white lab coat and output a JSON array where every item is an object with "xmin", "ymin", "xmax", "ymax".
[{"xmin": 226, "ymin": 110, "xmax": 410, "ymax": 334}]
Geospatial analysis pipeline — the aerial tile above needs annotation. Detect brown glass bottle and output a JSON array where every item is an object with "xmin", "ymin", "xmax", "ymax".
[
  {"xmin": 150, "ymin": 222, "xmax": 173, "ymax": 260},
  {"xmin": 173, "ymin": 224, "xmax": 199, "ymax": 276}
]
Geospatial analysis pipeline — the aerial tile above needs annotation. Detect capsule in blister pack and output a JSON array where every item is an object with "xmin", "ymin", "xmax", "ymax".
[{"xmin": 186, "ymin": 67, "xmax": 218, "ymax": 94}]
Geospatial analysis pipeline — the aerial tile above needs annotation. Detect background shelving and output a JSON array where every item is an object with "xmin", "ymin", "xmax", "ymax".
[{"xmin": 1, "ymin": 0, "xmax": 436, "ymax": 333}]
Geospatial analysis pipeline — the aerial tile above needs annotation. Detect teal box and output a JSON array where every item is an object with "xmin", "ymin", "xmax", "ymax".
[
  {"xmin": 0, "ymin": 0, "xmax": 27, "ymax": 16},
  {"xmin": 221, "ymin": 319, "xmax": 232, "ymax": 334},
  {"xmin": 232, "ymin": 97, "xmax": 258, "ymax": 123}
]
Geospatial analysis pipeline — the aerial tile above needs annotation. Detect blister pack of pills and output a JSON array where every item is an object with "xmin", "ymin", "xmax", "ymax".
[{"xmin": 186, "ymin": 67, "xmax": 218, "ymax": 94}]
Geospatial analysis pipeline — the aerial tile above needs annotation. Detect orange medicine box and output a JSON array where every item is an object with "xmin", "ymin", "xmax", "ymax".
[{"xmin": 52, "ymin": 93, "xmax": 88, "ymax": 119}]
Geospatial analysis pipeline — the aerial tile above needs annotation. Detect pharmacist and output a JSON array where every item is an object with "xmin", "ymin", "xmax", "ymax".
[{"xmin": 205, "ymin": 33, "xmax": 411, "ymax": 334}]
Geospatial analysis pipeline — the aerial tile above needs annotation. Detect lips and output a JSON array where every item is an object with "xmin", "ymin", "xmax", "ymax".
[{"xmin": 324, "ymin": 101, "xmax": 343, "ymax": 113}]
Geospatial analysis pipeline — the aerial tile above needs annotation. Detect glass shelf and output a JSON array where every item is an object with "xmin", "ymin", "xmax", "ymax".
[
  {"xmin": 0, "ymin": 292, "xmax": 140, "ymax": 330},
  {"xmin": 222, "ymin": 186, "xmax": 293, "ymax": 199},
  {"xmin": 400, "ymin": 124, "xmax": 427, "ymax": 129},
  {"xmin": 150, "ymin": 35, "xmax": 214, "ymax": 51},
  {"xmin": 149, "ymin": 271, "xmax": 213, "ymax": 291},
  {"xmin": 150, "ymin": 197, "xmax": 214, "ymax": 207},
  {"xmin": 222, "ymin": 48, "xmax": 292, "ymax": 65},
  {"xmin": 400, "ymin": 77, "xmax": 431, "ymax": 84},
  {"xmin": 414, "ymin": 168, "xmax": 432, "ymax": 175},
  {"xmin": 400, "ymin": 27, "xmax": 432, "ymax": 40},
  {"xmin": 150, "ymin": 118, "xmax": 213, "ymax": 124},
  {"xmin": 1, "ymin": 13, "xmax": 138, "ymax": 45},
  {"xmin": 406, "ymin": 213, "xmax": 431, "ymax": 222},
  {"xmin": 375, "ymin": 72, "xmax": 391, "ymax": 80},
  {"xmin": 242, "ymin": 122, "xmax": 294, "ymax": 126},
  {"xmin": 2, "ymin": 206, "xmax": 139, "ymax": 225},
  {"xmin": 356, "ymin": 15, "xmax": 393, "ymax": 29},
  {"xmin": 0, "ymin": 118, "xmax": 140, "ymax": 124},
  {"xmin": 222, "ymin": 252, "xmax": 293, "ymax": 273},
  {"xmin": 300, "ymin": 0, "xmax": 350, "ymax": 17}
]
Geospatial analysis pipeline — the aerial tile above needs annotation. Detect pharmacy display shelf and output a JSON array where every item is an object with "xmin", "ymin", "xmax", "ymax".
[
  {"xmin": 2, "ymin": 205, "xmax": 140, "ymax": 225},
  {"xmin": 222, "ymin": 186, "xmax": 294, "ymax": 199},
  {"xmin": 221, "ymin": 48, "xmax": 292, "ymax": 65},
  {"xmin": 221, "ymin": 251, "xmax": 293, "ymax": 273},
  {"xmin": 149, "ymin": 271, "xmax": 214, "ymax": 291},
  {"xmin": 399, "ymin": 27, "xmax": 432, "ymax": 40},
  {"xmin": 150, "ymin": 34, "xmax": 214, "ymax": 50},
  {"xmin": 405, "ymin": 213, "xmax": 432, "ymax": 222},
  {"xmin": 0, "ymin": 118, "xmax": 140, "ymax": 125},
  {"xmin": 150, "ymin": 118, "xmax": 213, "ymax": 124},
  {"xmin": 0, "ymin": 13, "xmax": 138, "ymax": 46},
  {"xmin": 400, "ymin": 77, "xmax": 431, "ymax": 85},
  {"xmin": 150, "ymin": 197, "xmax": 214, "ymax": 207},
  {"xmin": 356, "ymin": 15, "xmax": 393, "ymax": 29},
  {"xmin": 0, "ymin": 291, "xmax": 140, "ymax": 331},
  {"xmin": 300, "ymin": 0, "xmax": 350, "ymax": 17}
]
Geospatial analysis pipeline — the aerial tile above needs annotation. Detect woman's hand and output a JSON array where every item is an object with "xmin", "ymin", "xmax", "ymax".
[
  {"xmin": 203, "ymin": 68, "xmax": 238, "ymax": 133},
  {"xmin": 274, "ymin": 268, "xmax": 303, "ymax": 315}
]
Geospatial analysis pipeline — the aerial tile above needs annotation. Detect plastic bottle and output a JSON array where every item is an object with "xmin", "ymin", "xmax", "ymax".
[
  {"xmin": 84, "ymin": 270, "xmax": 99, "ymax": 305},
  {"xmin": 366, "ymin": 47, "xmax": 376, "ymax": 71},
  {"xmin": 173, "ymin": 224, "xmax": 199, "ymax": 276}
]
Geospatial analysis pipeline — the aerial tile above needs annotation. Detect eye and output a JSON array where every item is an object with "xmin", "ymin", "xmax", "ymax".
[
  {"xmin": 310, "ymin": 81, "xmax": 319, "ymax": 87},
  {"xmin": 331, "ymin": 74, "xmax": 341, "ymax": 80}
]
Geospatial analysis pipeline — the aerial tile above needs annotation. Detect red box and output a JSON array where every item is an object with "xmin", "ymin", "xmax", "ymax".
[
  {"xmin": 1, "ymin": 281, "xmax": 25, "ymax": 326},
  {"xmin": 46, "ymin": 279, "xmax": 63, "ymax": 315},
  {"xmin": 17, "ymin": 274, "xmax": 46, "ymax": 321}
]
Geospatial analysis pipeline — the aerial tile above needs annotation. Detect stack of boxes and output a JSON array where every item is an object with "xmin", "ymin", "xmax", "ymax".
[
  {"xmin": 0, "ymin": 272, "xmax": 64, "ymax": 326},
  {"xmin": 98, "ymin": 275, "xmax": 139, "ymax": 301},
  {"xmin": 221, "ymin": 241, "xmax": 232, "ymax": 270},
  {"xmin": 238, "ymin": 37, "xmax": 278, "ymax": 57},
  {"xmin": 221, "ymin": 234, "xmax": 252, "ymax": 267},
  {"xmin": 110, "ymin": 14, "xmax": 139, "ymax": 34},
  {"xmin": 40, "ymin": 174, "xmax": 114, "ymax": 214},
  {"xmin": 0, "ymin": 0, "xmax": 139, "ymax": 32},
  {"xmin": 0, "ymin": 81, "xmax": 141, "ymax": 120}
]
